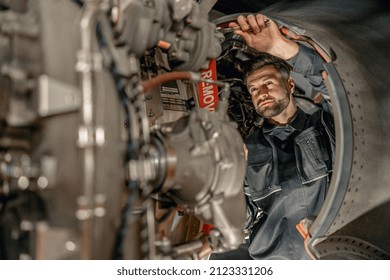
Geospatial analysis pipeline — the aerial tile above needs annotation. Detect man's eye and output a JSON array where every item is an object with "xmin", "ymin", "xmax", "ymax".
[
  {"xmin": 249, "ymin": 88, "xmax": 257, "ymax": 94},
  {"xmin": 266, "ymin": 81, "xmax": 273, "ymax": 85}
]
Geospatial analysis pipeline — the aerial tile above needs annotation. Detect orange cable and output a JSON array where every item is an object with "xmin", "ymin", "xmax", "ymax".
[{"xmin": 141, "ymin": 71, "xmax": 192, "ymax": 92}]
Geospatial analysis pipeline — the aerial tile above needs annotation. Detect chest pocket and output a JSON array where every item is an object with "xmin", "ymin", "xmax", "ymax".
[
  {"xmin": 294, "ymin": 126, "xmax": 330, "ymax": 184},
  {"xmin": 246, "ymin": 147, "xmax": 277, "ymax": 208}
]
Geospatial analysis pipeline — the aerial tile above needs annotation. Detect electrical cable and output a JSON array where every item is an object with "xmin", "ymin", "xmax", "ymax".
[
  {"xmin": 141, "ymin": 71, "xmax": 228, "ymax": 93},
  {"xmin": 96, "ymin": 21, "xmax": 140, "ymax": 260}
]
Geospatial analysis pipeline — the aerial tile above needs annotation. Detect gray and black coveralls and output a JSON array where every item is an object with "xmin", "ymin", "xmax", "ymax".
[{"xmin": 244, "ymin": 43, "xmax": 335, "ymax": 260}]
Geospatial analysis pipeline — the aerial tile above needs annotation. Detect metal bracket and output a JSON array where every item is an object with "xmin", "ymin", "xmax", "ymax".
[{"xmin": 37, "ymin": 75, "xmax": 81, "ymax": 117}]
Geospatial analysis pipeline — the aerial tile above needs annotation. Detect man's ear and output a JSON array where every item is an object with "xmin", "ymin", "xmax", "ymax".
[{"xmin": 288, "ymin": 78, "xmax": 295, "ymax": 94}]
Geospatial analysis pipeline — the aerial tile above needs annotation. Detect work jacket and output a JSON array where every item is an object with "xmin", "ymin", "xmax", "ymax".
[
  {"xmin": 245, "ymin": 106, "xmax": 335, "ymax": 259},
  {"xmin": 244, "ymin": 43, "xmax": 335, "ymax": 259}
]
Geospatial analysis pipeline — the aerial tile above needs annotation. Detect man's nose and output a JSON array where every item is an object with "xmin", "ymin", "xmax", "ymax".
[{"xmin": 257, "ymin": 86, "xmax": 269, "ymax": 101}]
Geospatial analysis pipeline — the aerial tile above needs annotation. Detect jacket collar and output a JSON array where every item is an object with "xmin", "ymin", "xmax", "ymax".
[{"xmin": 262, "ymin": 107, "xmax": 307, "ymax": 134}]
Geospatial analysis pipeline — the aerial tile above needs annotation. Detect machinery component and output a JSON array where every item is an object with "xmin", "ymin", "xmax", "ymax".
[
  {"xmin": 121, "ymin": 75, "xmax": 247, "ymax": 258},
  {"xmin": 213, "ymin": 29, "xmax": 261, "ymax": 139},
  {"xmin": 37, "ymin": 75, "xmax": 81, "ymax": 117},
  {"xmin": 113, "ymin": 0, "xmax": 222, "ymax": 71},
  {"xmin": 0, "ymin": 0, "xmax": 246, "ymax": 260},
  {"xmin": 151, "ymin": 101, "xmax": 247, "ymax": 253}
]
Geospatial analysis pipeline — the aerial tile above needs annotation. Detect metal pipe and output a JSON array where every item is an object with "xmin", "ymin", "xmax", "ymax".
[{"xmin": 76, "ymin": 0, "xmax": 100, "ymax": 260}]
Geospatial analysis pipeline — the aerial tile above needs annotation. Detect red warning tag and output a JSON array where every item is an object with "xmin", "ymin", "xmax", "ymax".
[{"xmin": 197, "ymin": 59, "xmax": 218, "ymax": 112}]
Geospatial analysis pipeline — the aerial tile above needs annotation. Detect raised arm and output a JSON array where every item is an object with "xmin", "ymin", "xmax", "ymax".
[
  {"xmin": 229, "ymin": 14, "xmax": 299, "ymax": 60},
  {"xmin": 230, "ymin": 14, "xmax": 329, "ymax": 101}
]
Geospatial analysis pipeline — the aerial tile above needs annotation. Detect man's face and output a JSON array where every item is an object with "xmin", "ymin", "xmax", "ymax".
[{"xmin": 246, "ymin": 65, "xmax": 294, "ymax": 119}]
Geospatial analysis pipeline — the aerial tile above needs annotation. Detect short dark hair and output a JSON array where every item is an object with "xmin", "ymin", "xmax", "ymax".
[{"xmin": 242, "ymin": 52, "xmax": 291, "ymax": 84}]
